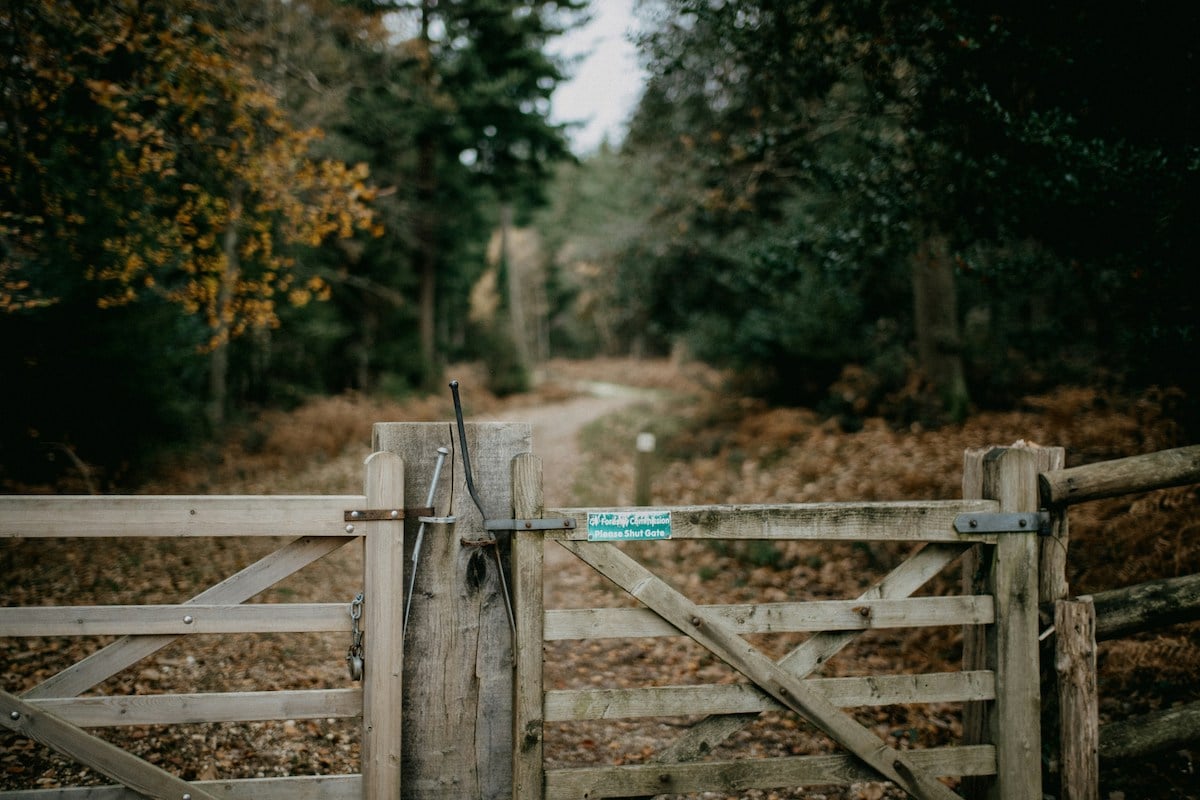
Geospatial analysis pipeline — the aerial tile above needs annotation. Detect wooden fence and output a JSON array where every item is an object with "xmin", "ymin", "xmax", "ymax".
[
  {"xmin": 4, "ymin": 425, "xmax": 1191, "ymax": 800},
  {"xmin": 1038, "ymin": 445, "xmax": 1200, "ymax": 800}
]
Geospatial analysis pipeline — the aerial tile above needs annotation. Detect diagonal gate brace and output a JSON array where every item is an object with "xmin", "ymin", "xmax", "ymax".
[{"xmin": 561, "ymin": 540, "xmax": 962, "ymax": 800}]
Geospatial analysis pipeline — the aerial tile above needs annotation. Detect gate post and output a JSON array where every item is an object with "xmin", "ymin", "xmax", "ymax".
[
  {"xmin": 373, "ymin": 421, "xmax": 531, "ymax": 800},
  {"xmin": 962, "ymin": 445, "xmax": 1044, "ymax": 800},
  {"xmin": 511, "ymin": 452, "xmax": 545, "ymax": 800},
  {"xmin": 361, "ymin": 451, "xmax": 406, "ymax": 800}
]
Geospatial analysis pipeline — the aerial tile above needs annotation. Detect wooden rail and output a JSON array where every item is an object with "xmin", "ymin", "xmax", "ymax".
[
  {"xmin": 1038, "ymin": 444, "xmax": 1200, "ymax": 507},
  {"xmin": 1043, "ymin": 444, "xmax": 1200, "ymax": 800}
]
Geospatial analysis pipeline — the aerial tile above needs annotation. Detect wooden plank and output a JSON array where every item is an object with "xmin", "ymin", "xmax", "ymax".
[
  {"xmin": 1055, "ymin": 599, "xmax": 1098, "ymax": 800},
  {"xmin": 544, "ymin": 745, "xmax": 995, "ymax": 800},
  {"xmin": 361, "ymin": 451, "xmax": 405, "ymax": 800},
  {"xmin": 960, "ymin": 447, "xmax": 991, "ymax": 800},
  {"xmin": 0, "ymin": 774, "xmax": 362, "ymax": 799},
  {"xmin": 0, "ymin": 495, "xmax": 365, "ymax": 538},
  {"xmin": 0, "ymin": 689, "xmax": 220, "ymax": 800},
  {"xmin": 645, "ymin": 542, "xmax": 970, "ymax": 768},
  {"xmin": 28, "ymin": 688, "xmax": 362, "ymax": 727},
  {"xmin": 545, "ymin": 671, "xmax": 996, "ymax": 721},
  {"xmin": 373, "ymin": 421, "xmax": 529, "ymax": 800},
  {"xmin": 561, "ymin": 540, "xmax": 962, "ymax": 800},
  {"xmin": 0, "ymin": 603, "xmax": 351, "ymax": 636},
  {"xmin": 23, "ymin": 535, "xmax": 355, "ymax": 700},
  {"xmin": 1039, "ymin": 444, "xmax": 1200, "ymax": 506},
  {"xmin": 545, "ymin": 500, "xmax": 998, "ymax": 543},
  {"xmin": 511, "ymin": 453, "xmax": 546, "ymax": 800},
  {"xmin": 982, "ymin": 448, "xmax": 1042, "ymax": 800},
  {"xmin": 545, "ymin": 596, "xmax": 994, "ymax": 640}
]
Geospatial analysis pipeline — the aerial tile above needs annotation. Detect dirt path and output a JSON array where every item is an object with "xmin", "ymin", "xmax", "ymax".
[{"xmin": 482, "ymin": 380, "xmax": 657, "ymax": 505}]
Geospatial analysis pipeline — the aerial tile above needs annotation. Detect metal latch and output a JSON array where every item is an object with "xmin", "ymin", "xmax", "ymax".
[
  {"xmin": 485, "ymin": 518, "xmax": 578, "ymax": 532},
  {"xmin": 954, "ymin": 511, "xmax": 1051, "ymax": 535}
]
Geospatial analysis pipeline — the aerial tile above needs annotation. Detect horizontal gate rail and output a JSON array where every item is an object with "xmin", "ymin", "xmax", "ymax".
[
  {"xmin": 545, "ymin": 670, "xmax": 996, "ymax": 720},
  {"xmin": 0, "ymin": 774, "xmax": 363, "ymax": 799},
  {"xmin": 544, "ymin": 745, "xmax": 997, "ymax": 800},
  {"xmin": 0, "ymin": 495, "xmax": 365, "ymax": 538},
  {"xmin": 0, "ymin": 603, "xmax": 353, "ymax": 636},
  {"xmin": 545, "ymin": 500, "xmax": 1000, "ymax": 543},
  {"xmin": 545, "ymin": 595, "xmax": 994, "ymax": 639},
  {"xmin": 26, "ymin": 688, "xmax": 362, "ymax": 727}
]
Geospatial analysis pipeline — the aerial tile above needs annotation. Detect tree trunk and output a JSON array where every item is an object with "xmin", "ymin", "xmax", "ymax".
[
  {"xmin": 207, "ymin": 196, "xmax": 242, "ymax": 431},
  {"xmin": 912, "ymin": 233, "xmax": 969, "ymax": 420},
  {"xmin": 416, "ymin": 0, "xmax": 439, "ymax": 388}
]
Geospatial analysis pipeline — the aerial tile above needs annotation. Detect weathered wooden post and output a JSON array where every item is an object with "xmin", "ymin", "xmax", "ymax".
[
  {"xmin": 962, "ymin": 444, "xmax": 1046, "ymax": 800},
  {"xmin": 1055, "ymin": 597, "xmax": 1099, "ymax": 800},
  {"xmin": 373, "ymin": 421, "xmax": 531, "ymax": 800},
  {"xmin": 360, "ymin": 451, "xmax": 405, "ymax": 800},
  {"xmin": 511, "ymin": 452, "xmax": 545, "ymax": 800}
]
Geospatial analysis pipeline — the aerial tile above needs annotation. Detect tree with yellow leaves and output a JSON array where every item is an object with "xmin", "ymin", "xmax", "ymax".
[{"xmin": 1, "ymin": 0, "xmax": 377, "ymax": 425}]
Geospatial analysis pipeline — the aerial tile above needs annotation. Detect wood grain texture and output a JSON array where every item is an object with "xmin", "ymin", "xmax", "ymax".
[
  {"xmin": 361, "ymin": 451, "xmax": 405, "ymax": 800},
  {"xmin": 0, "ymin": 495, "xmax": 363, "ymax": 538},
  {"xmin": 544, "ymin": 671, "xmax": 995, "ymax": 721},
  {"xmin": 512, "ymin": 453, "xmax": 546, "ymax": 800},
  {"xmin": 28, "ymin": 688, "xmax": 362, "ymax": 727},
  {"xmin": 545, "ymin": 746, "xmax": 995, "ymax": 800},
  {"xmin": 373, "ymin": 421, "xmax": 530, "ymax": 800},
  {"xmin": 1039, "ymin": 444, "xmax": 1200, "ymax": 506},
  {"xmin": 545, "ymin": 501, "xmax": 998, "ymax": 542},
  {"xmin": 545, "ymin": 596, "xmax": 993, "ymax": 640},
  {"xmin": 1055, "ymin": 599, "xmax": 1098, "ymax": 800}
]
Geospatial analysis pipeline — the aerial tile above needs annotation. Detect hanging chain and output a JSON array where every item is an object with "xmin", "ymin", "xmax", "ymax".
[{"xmin": 346, "ymin": 592, "xmax": 364, "ymax": 681}]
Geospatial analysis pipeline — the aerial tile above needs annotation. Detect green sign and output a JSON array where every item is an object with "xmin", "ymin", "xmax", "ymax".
[{"xmin": 586, "ymin": 510, "xmax": 672, "ymax": 541}]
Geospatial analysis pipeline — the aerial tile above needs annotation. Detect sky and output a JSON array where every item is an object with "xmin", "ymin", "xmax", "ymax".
[{"xmin": 548, "ymin": 0, "xmax": 646, "ymax": 155}]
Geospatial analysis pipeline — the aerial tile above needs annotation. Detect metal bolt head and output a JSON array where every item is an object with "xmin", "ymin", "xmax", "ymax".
[
  {"xmin": 350, "ymin": 510, "xmax": 362, "ymax": 520},
  {"xmin": 183, "ymin": 615, "xmax": 194, "ymax": 625},
  {"xmin": 183, "ymin": 794, "xmax": 192, "ymax": 800},
  {"xmin": 969, "ymin": 519, "xmax": 979, "ymax": 528},
  {"xmin": 345, "ymin": 524, "xmax": 355, "ymax": 534},
  {"xmin": 390, "ymin": 509, "xmax": 400, "ymax": 519},
  {"xmin": 9, "ymin": 711, "xmax": 19, "ymax": 721}
]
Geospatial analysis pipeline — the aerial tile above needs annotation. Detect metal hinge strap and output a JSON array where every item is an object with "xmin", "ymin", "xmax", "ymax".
[
  {"xmin": 343, "ymin": 506, "xmax": 434, "ymax": 522},
  {"xmin": 484, "ymin": 518, "xmax": 578, "ymax": 532},
  {"xmin": 954, "ymin": 511, "xmax": 1052, "ymax": 535}
]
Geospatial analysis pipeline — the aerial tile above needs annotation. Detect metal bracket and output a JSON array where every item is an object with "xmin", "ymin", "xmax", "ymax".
[
  {"xmin": 344, "ymin": 506, "xmax": 433, "ymax": 522},
  {"xmin": 954, "ymin": 511, "xmax": 1052, "ymax": 535},
  {"xmin": 485, "ymin": 518, "xmax": 578, "ymax": 532}
]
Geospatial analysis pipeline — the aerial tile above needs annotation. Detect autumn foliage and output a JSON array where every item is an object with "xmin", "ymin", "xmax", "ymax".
[{"xmin": 0, "ymin": 0, "xmax": 376, "ymax": 346}]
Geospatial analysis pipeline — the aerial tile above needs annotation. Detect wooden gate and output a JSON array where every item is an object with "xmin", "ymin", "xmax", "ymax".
[
  {"xmin": 0, "ymin": 452, "xmax": 408, "ymax": 800},
  {"xmin": 511, "ymin": 448, "xmax": 1044, "ymax": 800}
]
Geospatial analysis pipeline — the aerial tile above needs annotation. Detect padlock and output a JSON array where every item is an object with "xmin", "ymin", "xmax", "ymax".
[{"xmin": 347, "ymin": 651, "xmax": 364, "ymax": 681}]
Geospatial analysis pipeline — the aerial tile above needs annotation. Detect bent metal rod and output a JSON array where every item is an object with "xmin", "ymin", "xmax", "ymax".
[
  {"xmin": 403, "ymin": 445, "xmax": 450, "ymax": 632},
  {"xmin": 449, "ymin": 380, "xmax": 517, "ymax": 638}
]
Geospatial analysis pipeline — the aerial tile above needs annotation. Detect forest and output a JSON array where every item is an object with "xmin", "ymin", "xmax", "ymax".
[{"xmin": 1, "ymin": 0, "xmax": 1197, "ymax": 490}]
